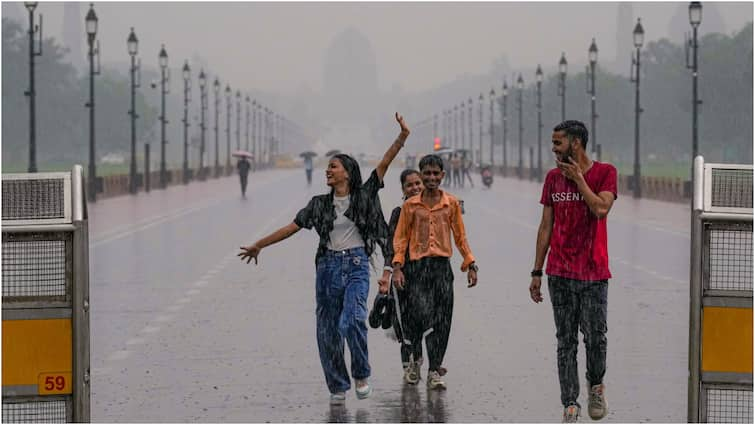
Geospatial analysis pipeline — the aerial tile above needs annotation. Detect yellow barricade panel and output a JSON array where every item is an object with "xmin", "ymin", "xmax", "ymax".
[
  {"xmin": 2, "ymin": 319, "xmax": 72, "ymax": 392},
  {"xmin": 701, "ymin": 306, "xmax": 753, "ymax": 374}
]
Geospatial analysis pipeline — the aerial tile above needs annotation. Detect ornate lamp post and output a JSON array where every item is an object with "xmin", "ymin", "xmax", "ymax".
[
  {"xmin": 127, "ymin": 27, "xmax": 139, "ymax": 193},
  {"xmin": 181, "ymin": 61, "xmax": 190, "ymax": 184},
  {"xmin": 558, "ymin": 52, "xmax": 567, "ymax": 121},
  {"xmin": 489, "ymin": 88, "xmax": 495, "ymax": 167},
  {"xmin": 467, "ymin": 98, "xmax": 473, "ymax": 164},
  {"xmin": 500, "ymin": 80, "xmax": 508, "ymax": 175},
  {"xmin": 85, "ymin": 4, "xmax": 100, "ymax": 201},
  {"xmin": 587, "ymin": 39, "xmax": 598, "ymax": 159},
  {"xmin": 251, "ymin": 99, "xmax": 257, "ymax": 168},
  {"xmin": 213, "ymin": 78, "xmax": 220, "ymax": 177},
  {"xmin": 158, "ymin": 45, "xmax": 168, "ymax": 189},
  {"xmin": 236, "ymin": 91, "xmax": 242, "ymax": 151},
  {"xmin": 245, "ymin": 95, "xmax": 250, "ymax": 152},
  {"xmin": 536, "ymin": 65, "xmax": 543, "ymax": 181},
  {"xmin": 517, "ymin": 74, "xmax": 524, "ymax": 179},
  {"xmin": 198, "ymin": 70, "xmax": 207, "ymax": 179},
  {"xmin": 225, "ymin": 85, "xmax": 232, "ymax": 169},
  {"xmin": 478, "ymin": 93, "xmax": 483, "ymax": 166},
  {"xmin": 24, "ymin": 2, "xmax": 43, "ymax": 173},
  {"xmin": 631, "ymin": 18, "xmax": 645, "ymax": 198},
  {"xmin": 459, "ymin": 102, "xmax": 465, "ymax": 153},
  {"xmin": 453, "ymin": 105, "xmax": 458, "ymax": 150},
  {"xmin": 687, "ymin": 1, "xmax": 703, "ymax": 163}
]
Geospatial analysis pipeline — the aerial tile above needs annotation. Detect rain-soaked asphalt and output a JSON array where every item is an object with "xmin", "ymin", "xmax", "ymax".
[{"xmin": 88, "ymin": 167, "xmax": 691, "ymax": 422}]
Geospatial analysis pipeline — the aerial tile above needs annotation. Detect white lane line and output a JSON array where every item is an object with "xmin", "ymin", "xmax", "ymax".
[
  {"xmin": 140, "ymin": 325, "xmax": 161, "ymax": 334},
  {"xmin": 91, "ymin": 199, "xmax": 227, "ymax": 247},
  {"xmin": 107, "ymin": 350, "xmax": 131, "ymax": 361},
  {"xmin": 126, "ymin": 337, "xmax": 146, "ymax": 346}
]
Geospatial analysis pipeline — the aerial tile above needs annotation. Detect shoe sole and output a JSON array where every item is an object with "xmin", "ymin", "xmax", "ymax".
[{"xmin": 588, "ymin": 409, "xmax": 607, "ymax": 420}]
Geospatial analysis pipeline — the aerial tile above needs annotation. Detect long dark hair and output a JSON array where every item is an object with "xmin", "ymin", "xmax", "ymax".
[
  {"xmin": 332, "ymin": 154, "xmax": 363, "ymax": 195},
  {"xmin": 400, "ymin": 168, "xmax": 420, "ymax": 200}
]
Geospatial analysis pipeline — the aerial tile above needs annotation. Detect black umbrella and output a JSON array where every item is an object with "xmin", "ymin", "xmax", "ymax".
[
  {"xmin": 325, "ymin": 149, "xmax": 341, "ymax": 157},
  {"xmin": 299, "ymin": 151, "xmax": 317, "ymax": 158}
]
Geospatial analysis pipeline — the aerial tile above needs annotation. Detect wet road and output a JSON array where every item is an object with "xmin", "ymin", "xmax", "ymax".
[{"xmin": 88, "ymin": 167, "xmax": 691, "ymax": 422}]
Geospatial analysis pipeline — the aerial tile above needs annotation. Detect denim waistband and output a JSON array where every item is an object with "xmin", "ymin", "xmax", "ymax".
[{"xmin": 323, "ymin": 246, "xmax": 366, "ymax": 257}]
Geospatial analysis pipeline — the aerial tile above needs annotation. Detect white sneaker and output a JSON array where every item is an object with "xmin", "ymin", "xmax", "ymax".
[
  {"xmin": 355, "ymin": 380, "xmax": 372, "ymax": 399},
  {"xmin": 403, "ymin": 359, "xmax": 421, "ymax": 385},
  {"xmin": 329, "ymin": 392, "xmax": 346, "ymax": 405},
  {"xmin": 426, "ymin": 370, "xmax": 446, "ymax": 390},
  {"xmin": 588, "ymin": 383, "xmax": 607, "ymax": 420}
]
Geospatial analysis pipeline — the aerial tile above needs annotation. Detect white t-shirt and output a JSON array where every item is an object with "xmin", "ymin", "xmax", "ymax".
[{"xmin": 327, "ymin": 195, "xmax": 365, "ymax": 251}]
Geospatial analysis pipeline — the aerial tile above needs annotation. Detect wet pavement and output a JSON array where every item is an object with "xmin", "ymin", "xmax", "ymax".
[{"xmin": 88, "ymin": 167, "xmax": 691, "ymax": 422}]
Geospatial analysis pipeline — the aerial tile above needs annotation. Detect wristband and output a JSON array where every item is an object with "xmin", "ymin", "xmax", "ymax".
[
  {"xmin": 383, "ymin": 266, "xmax": 393, "ymax": 273},
  {"xmin": 531, "ymin": 269, "xmax": 543, "ymax": 278}
]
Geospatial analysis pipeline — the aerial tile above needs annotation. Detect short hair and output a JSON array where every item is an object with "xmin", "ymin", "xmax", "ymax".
[
  {"xmin": 553, "ymin": 120, "xmax": 589, "ymax": 149},
  {"xmin": 399, "ymin": 168, "xmax": 420, "ymax": 186},
  {"xmin": 418, "ymin": 154, "xmax": 445, "ymax": 172}
]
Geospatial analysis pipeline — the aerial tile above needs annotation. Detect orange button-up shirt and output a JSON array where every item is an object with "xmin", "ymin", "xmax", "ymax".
[{"xmin": 392, "ymin": 190, "xmax": 475, "ymax": 271}]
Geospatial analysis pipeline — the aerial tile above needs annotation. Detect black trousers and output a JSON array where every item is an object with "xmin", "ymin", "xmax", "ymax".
[{"xmin": 400, "ymin": 257, "xmax": 454, "ymax": 371}]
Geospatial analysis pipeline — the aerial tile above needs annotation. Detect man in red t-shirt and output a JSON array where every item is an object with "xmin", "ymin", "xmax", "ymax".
[{"xmin": 529, "ymin": 120, "xmax": 617, "ymax": 423}]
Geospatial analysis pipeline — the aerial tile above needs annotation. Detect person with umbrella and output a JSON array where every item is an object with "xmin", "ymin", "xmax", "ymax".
[
  {"xmin": 238, "ymin": 113, "xmax": 411, "ymax": 405},
  {"xmin": 300, "ymin": 151, "xmax": 318, "ymax": 186},
  {"xmin": 235, "ymin": 152, "xmax": 252, "ymax": 198}
]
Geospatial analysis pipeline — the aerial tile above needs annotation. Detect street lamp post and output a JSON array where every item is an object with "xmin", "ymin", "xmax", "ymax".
[
  {"xmin": 158, "ymin": 45, "xmax": 168, "ymax": 189},
  {"xmin": 500, "ymin": 80, "xmax": 508, "ymax": 176},
  {"xmin": 631, "ymin": 18, "xmax": 645, "ymax": 199},
  {"xmin": 198, "ymin": 70, "xmax": 207, "ymax": 179},
  {"xmin": 558, "ymin": 52, "xmax": 568, "ymax": 121},
  {"xmin": 245, "ymin": 95, "xmax": 250, "ymax": 153},
  {"xmin": 587, "ymin": 39, "xmax": 599, "ymax": 159},
  {"xmin": 489, "ymin": 88, "xmax": 495, "ymax": 167},
  {"xmin": 251, "ymin": 100, "xmax": 257, "ymax": 169},
  {"xmin": 225, "ymin": 85, "xmax": 232, "ymax": 170},
  {"xmin": 687, "ymin": 1, "xmax": 702, "ymax": 164},
  {"xmin": 24, "ymin": 2, "xmax": 42, "ymax": 173},
  {"xmin": 478, "ymin": 94, "xmax": 483, "ymax": 167},
  {"xmin": 181, "ymin": 61, "xmax": 190, "ymax": 184},
  {"xmin": 213, "ymin": 78, "xmax": 220, "ymax": 177},
  {"xmin": 459, "ymin": 102, "xmax": 465, "ymax": 153},
  {"xmin": 467, "ymin": 98, "xmax": 473, "ymax": 164},
  {"xmin": 256, "ymin": 103, "xmax": 262, "ymax": 167},
  {"xmin": 536, "ymin": 65, "xmax": 543, "ymax": 181},
  {"xmin": 517, "ymin": 74, "xmax": 524, "ymax": 179},
  {"xmin": 236, "ymin": 91, "xmax": 241, "ymax": 151},
  {"xmin": 453, "ymin": 105, "xmax": 458, "ymax": 150},
  {"xmin": 127, "ymin": 27, "xmax": 139, "ymax": 193},
  {"xmin": 85, "ymin": 4, "xmax": 99, "ymax": 201}
]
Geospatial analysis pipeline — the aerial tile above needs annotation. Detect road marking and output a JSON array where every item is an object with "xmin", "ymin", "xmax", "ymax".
[{"xmin": 107, "ymin": 350, "xmax": 131, "ymax": 361}]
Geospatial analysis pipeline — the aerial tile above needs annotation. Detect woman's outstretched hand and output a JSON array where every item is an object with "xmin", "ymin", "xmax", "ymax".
[
  {"xmin": 238, "ymin": 244, "xmax": 261, "ymax": 264},
  {"xmin": 396, "ymin": 112, "xmax": 410, "ymax": 138}
]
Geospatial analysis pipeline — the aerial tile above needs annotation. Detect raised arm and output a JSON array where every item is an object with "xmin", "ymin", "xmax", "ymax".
[
  {"xmin": 375, "ymin": 113, "xmax": 410, "ymax": 182},
  {"xmin": 238, "ymin": 222, "xmax": 301, "ymax": 265}
]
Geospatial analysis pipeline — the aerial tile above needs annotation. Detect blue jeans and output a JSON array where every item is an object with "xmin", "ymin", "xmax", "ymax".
[
  {"xmin": 547, "ymin": 276, "xmax": 608, "ymax": 408},
  {"xmin": 315, "ymin": 247, "xmax": 371, "ymax": 393}
]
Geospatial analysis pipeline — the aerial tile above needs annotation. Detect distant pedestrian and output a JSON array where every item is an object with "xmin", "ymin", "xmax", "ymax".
[
  {"xmin": 239, "ymin": 113, "xmax": 410, "ymax": 405},
  {"xmin": 237, "ymin": 157, "xmax": 251, "ymax": 198},
  {"xmin": 304, "ymin": 155, "xmax": 314, "ymax": 186},
  {"xmin": 450, "ymin": 153, "xmax": 462, "ymax": 188},
  {"xmin": 461, "ymin": 155, "xmax": 474, "ymax": 188},
  {"xmin": 391, "ymin": 154, "xmax": 478, "ymax": 391},
  {"xmin": 529, "ymin": 120, "xmax": 617, "ymax": 423}
]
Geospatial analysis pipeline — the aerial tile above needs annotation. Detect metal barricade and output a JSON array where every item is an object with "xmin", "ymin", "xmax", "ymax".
[
  {"xmin": 689, "ymin": 156, "xmax": 753, "ymax": 423},
  {"xmin": 2, "ymin": 166, "xmax": 90, "ymax": 422}
]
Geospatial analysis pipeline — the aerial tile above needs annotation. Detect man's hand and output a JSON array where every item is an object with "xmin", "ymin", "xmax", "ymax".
[
  {"xmin": 529, "ymin": 277, "xmax": 544, "ymax": 303},
  {"xmin": 556, "ymin": 157, "xmax": 584, "ymax": 183},
  {"xmin": 238, "ymin": 244, "xmax": 261, "ymax": 264},
  {"xmin": 396, "ymin": 112, "xmax": 410, "ymax": 138},
  {"xmin": 378, "ymin": 270, "xmax": 391, "ymax": 294},
  {"xmin": 392, "ymin": 267, "xmax": 406, "ymax": 290},
  {"xmin": 467, "ymin": 269, "xmax": 478, "ymax": 288}
]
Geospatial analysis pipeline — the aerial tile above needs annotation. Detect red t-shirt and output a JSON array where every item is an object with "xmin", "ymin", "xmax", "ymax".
[{"xmin": 539, "ymin": 161, "xmax": 617, "ymax": 281}]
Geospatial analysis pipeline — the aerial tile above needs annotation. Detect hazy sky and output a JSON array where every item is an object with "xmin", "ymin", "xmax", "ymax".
[{"xmin": 5, "ymin": 2, "xmax": 753, "ymax": 94}]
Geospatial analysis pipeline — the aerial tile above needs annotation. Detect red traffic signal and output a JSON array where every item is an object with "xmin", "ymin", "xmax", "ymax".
[{"xmin": 433, "ymin": 137, "xmax": 441, "ymax": 151}]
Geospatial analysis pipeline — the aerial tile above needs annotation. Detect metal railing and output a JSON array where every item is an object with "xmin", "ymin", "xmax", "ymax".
[
  {"xmin": 688, "ymin": 156, "xmax": 753, "ymax": 423},
  {"xmin": 2, "ymin": 165, "xmax": 90, "ymax": 422}
]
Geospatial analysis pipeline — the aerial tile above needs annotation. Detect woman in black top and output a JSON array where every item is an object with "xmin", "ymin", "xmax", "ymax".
[{"xmin": 239, "ymin": 113, "xmax": 410, "ymax": 405}]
